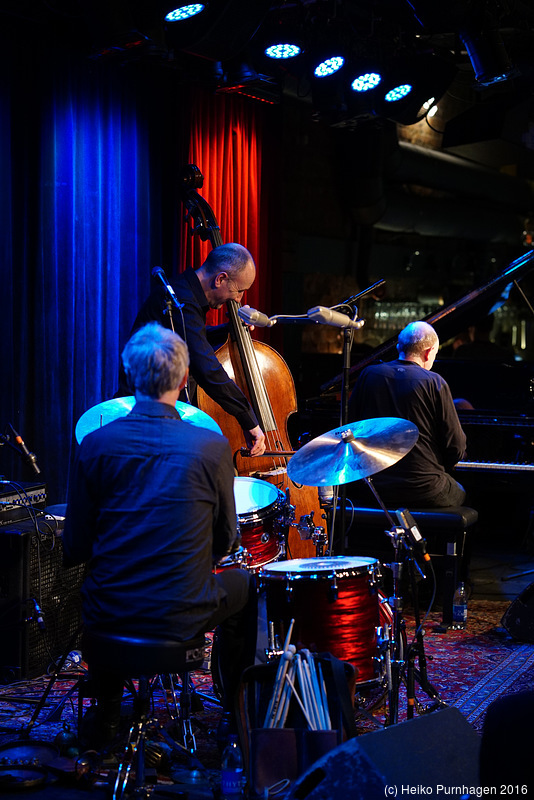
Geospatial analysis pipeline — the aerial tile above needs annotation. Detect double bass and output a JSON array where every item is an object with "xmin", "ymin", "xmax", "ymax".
[{"xmin": 181, "ymin": 165, "xmax": 323, "ymax": 559}]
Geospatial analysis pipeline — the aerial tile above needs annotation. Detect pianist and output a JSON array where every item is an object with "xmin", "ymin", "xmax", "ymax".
[{"xmin": 348, "ymin": 320, "xmax": 467, "ymax": 508}]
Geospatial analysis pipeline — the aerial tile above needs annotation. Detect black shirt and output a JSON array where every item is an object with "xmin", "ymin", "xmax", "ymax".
[
  {"xmin": 348, "ymin": 359, "xmax": 467, "ymax": 504},
  {"xmin": 63, "ymin": 400, "xmax": 238, "ymax": 640},
  {"xmin": 121, "ymin": 267, "xmax": 257, "ymax": 432}
]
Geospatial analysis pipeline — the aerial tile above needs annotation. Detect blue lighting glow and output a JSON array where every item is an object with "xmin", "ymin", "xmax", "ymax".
[
  {"xmin": 385, "ymin": 84, "xmax": 412, "ymax": 101},
  {"xmin": 265, "ymin": 43, "xmax": 301, "ymax": 59},
  {"xmin": 314, "ymin": 56, "xmax": 344, "ymax": 78},
  {"xmin": 165, "ymin": 4, "xmax": 205, "ymax": 22},
  {"xmin": 351, "ymin": 72, "xmax": 381, "ymax": 92}
]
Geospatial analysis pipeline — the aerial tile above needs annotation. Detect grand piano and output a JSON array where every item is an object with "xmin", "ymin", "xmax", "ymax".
[{"xmin": 309, "ymin": 249, "xmax": 534, "ymax": 540}]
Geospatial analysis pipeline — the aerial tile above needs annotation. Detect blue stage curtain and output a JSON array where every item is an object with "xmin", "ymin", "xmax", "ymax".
[{"xmin": 2, "ymin": 52, "xmax": 155, "ymax": 502}]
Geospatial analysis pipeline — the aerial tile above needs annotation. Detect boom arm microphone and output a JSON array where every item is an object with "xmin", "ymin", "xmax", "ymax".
[
  {"xmin": 238, "ymin": 306, "xmax": 277, "ymax": 328},
  {"xmin": 307, "ymin": 306, "xmax": 364, "ymax": 330},
  {"xmin": 396, "ymin": 508, "xmax": 431, "ymax": 563},
  {"xmin": 151, "ymin": 266, "xmax": 184, "ymax": 309},
  {"xmin": 9, "ymin": 425, "xmax": 41, "ymax": 475}
]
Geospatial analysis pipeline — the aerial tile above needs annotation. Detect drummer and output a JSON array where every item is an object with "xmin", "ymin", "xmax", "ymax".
[{"xmin": 64, "ymin": 322, "xmax": 257, "ymax": 749}]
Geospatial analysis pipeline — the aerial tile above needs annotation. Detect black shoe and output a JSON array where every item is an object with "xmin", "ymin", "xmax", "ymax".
[{"xmin": 79, "ymin": 706, "xmax": 120, "ymax": 753}]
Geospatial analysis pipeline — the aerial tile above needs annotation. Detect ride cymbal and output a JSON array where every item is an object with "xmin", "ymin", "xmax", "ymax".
[
  {"xmin": 75, "ymin": 397, "xmax": 222, "ymax": 444},
  {"xmin": 286, "ymin": 417, "xmax": 419, "ymax": 486}
]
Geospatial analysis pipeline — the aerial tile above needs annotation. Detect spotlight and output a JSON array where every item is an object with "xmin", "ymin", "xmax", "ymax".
[
  {"xmin": 376, "ymin": 53, "xmax": 456, "ymax": 124},
  {"xmin": 264, "ymin": 42, "xmax": 301, "ymax": 59},
  {"xmin": 384, "ymin": 84, "xmax": 412, "ymax": 102},
  {"xmin": 164, "ymin": 4, "xmax": 206, "ymax": 23},
  {"xmin": 351, "ymin": 72, "xmax": 382, "ymax": 93},
  {"xmin": 459, "ymin": 21, "xmax": 517, "ymax": 86},
  {"xmin": 314, "ymin": 56, "xmax": 344, "ymax": 78}
]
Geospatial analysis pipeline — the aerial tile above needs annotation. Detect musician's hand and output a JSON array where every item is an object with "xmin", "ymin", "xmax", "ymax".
[
  {"xmin": 245, "ymin": 425, "xmax": 266, "ymax": 457},
  {"xmin": 240, "ymin": 304, "xmax": 255, "ymax": 331}
]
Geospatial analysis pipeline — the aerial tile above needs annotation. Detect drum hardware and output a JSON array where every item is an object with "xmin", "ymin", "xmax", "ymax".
[
  {"xmin": 285, "ymin": 418, "xmax": 444, "ymax": 724},
  {"xmin": 290, "ymin": 511, "xmax": 328, "ymax": 557}
]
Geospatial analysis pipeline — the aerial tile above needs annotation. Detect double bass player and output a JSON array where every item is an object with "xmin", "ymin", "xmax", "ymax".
[{"xmin": 118, "ymin": 242, "xmax": 266, "ymax": 458}]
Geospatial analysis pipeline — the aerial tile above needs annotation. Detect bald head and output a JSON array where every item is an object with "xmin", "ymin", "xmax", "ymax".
[
  {"xmin": 202, "ymin": 243, "xmax": 255, "ymax": 281},
  {"xmin": 196, "ymin": 242, "xmax": 256, "ymax": 310},
  {"xmin": 397, "ymin": 321, "xmax": 439, "ymax": 369}
]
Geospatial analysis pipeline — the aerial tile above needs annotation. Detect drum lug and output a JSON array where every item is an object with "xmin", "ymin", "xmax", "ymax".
[
  {"xmin": 260, "ymin": 533, "xmax": 270, "ymax": 544},
  {"xmin": 328, "ymin": 574, "xmax": 338, "ymax": 602}
]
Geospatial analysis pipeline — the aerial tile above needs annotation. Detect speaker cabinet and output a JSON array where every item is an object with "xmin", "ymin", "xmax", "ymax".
[
  {"xmin": 287, "ymin": 707, "xmax": 480, "ymax": 799},
  {"xmin": 0, "ymin": 519, "xmax": 86, "ymax": 682},
  {"xmin": 501, "ymin": 582, "xmax": 534, "ymax": 642}
]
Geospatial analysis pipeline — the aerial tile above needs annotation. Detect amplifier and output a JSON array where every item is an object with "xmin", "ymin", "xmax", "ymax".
[
  {"xmin": 0, "ymin": 518, "xmax": 86, "ymax": 683},
  {"xmin": 0, "ymin": 482, "xmax": 47, "ymax": 527}
]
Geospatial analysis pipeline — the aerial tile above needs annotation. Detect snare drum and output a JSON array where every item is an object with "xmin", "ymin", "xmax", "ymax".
[
  {"xmin": 260, "ymin": 556, "xmax": 380, "ymax": 682},
  {"xmin": 233, "ymin": 477, "xmax": 286, "ymax": 571}
]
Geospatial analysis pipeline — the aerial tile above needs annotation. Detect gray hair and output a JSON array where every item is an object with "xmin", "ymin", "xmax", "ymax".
[
  {"xmin": 397, "ymin": 321, "xmax": 438, "ymax": 358},
  {"xmin": 122, "ymin": 322, "xmax": 189, "ymax": 398},
  {"xmin": 202, "ymin": 242, "xmax": 255, "ymax": 278}
]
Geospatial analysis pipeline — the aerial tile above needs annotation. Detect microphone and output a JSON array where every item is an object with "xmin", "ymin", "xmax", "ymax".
[
  {"xmin": 238, "ymin": 306, "xmax": 277, "ymax": 328},
  {"xmin": 307, "ymin": 306, "xmax": 364, "ymax": 330},
  {"xmin": 9, "ymin": 425, "xmax": 41, "ymax": 475},
  {"xmin": 396, "ymin": 508, "xmax": 431, "ymax": 564},
  {"xmin": 151, "ymin": 266, "xmax": 183, "ymax": 309}
]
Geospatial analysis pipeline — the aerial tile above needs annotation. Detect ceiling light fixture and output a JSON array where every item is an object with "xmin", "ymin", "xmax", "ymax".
[
  {"xmin": 264, "ymin": 42, "xmax": 301, "ymax": 59},
  {"xmin": 384, "ymin": 83, "xmax": 413, "ymax": 102},
  {"xmin": 314, "ymin": 56, "xmax": 345, "ymax": 78},
  {"xmin": 164, "ymin": 4, "xmax": 206, "ymax": 23},
  {"xmin": 351, "ymin": 72, "xmax": 382, "ymax": 93}
]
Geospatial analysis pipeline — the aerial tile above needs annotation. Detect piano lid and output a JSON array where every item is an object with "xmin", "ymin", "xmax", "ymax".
[{"xmin": 320, "ymin": 249, "xmax": 534, "ymax": 394}]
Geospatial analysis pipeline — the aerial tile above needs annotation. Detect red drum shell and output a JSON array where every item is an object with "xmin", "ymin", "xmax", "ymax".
[
  {"xmin": 233, "ymin": 477, "xmax": 286, "ymax": 571},
  {"xmin": 261, "ymin": 556, "xmax": 380, "ymax": 683}
]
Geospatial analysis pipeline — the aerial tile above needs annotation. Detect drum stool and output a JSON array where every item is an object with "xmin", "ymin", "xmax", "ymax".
[
  {"xmin": 343, "ymin": 505, "xmax": 478, "ymax": 628},
  {"xmin": 81, "ymin": 630, "xmax": 205, "ymax": 798}
]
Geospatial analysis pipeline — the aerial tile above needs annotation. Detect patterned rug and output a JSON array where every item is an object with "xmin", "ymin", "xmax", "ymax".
[{"xmin": 0, "ymin": 599, "xmax": 532, "ymax": 794}]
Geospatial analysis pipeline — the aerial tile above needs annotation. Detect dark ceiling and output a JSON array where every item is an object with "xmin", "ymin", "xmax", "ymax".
[
  {"xmin": 3, "ymin": 2, "xmax": 534, "ymax": 91},
  {"xmin": 2, "ymin": 0, "xmax": 534, "ymax": 239}
]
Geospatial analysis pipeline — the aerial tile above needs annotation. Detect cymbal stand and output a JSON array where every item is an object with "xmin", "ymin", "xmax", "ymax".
[{"xmin": 362, "ymin": 477, "xmax": 444, "ymax": 725}]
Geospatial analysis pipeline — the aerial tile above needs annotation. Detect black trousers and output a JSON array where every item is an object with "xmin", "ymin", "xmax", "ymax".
[
  {"xmin": 204, "ymin": 568, "xmax": 258, "ymax": 711},
  {"xmin": 82, "ymin": 568, "xmax": 257, "ymax": 745}
]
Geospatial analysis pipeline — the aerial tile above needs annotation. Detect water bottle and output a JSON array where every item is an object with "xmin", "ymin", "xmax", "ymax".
[
  {"xmin": 221, "ymin": 734, "xmax": 244, "ymax": 799},
  {"xmin": 452, "ymin": 581, "xmax": 468, "ymax": 629}
]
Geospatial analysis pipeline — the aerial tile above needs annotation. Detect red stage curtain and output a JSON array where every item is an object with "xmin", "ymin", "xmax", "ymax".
[{"xmin": 181, "ymin": 88, "xmax": 270, "ymax": 326}]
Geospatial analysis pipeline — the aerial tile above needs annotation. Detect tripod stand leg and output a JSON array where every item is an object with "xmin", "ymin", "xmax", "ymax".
[{"xmin": 20, "ymin": 624, "xmax": 83, "ymax": 738}]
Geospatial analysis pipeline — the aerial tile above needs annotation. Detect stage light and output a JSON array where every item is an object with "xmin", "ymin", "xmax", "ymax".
[
  {"xmin": 314, "ymin": 56, "xmax": 344, "ymax": 78},
  {"xmin": 351, "ymin": 72, "xmax": 382, "ymax": 93},
  {"xmin": 164, "ymin": 4, "xmax": 206, "ymax": 23},
  {"xmin": 459, "ymin": 23, "xmax": 517, "ymax": 86},
  {"xmin": 384, "ymin": 84, "xmax": 412, "ymax": 102},
  {"xmin": 264, "ymin": 42, "xmax": 301, "ymax": 59}
]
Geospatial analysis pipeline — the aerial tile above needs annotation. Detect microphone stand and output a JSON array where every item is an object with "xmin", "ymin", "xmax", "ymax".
[
  {"xmin": 334, "ymin": 327, "xmax": 354, "ymax": 555},
  {"xmin": 362, "ymin": 477, "xmax": 445, "ymax": 725}
]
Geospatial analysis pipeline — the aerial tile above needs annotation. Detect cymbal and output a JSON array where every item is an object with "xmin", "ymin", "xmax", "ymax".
[
  {"xmin": 75, "ymin": 397, "xmax": 222, "ymax": 444},
  {"xmin": 286, "ymin": 418, "xmax": 419, "ymax": 487}
]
